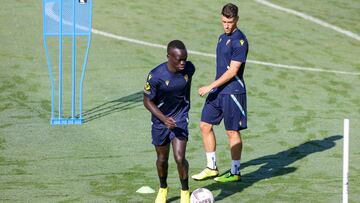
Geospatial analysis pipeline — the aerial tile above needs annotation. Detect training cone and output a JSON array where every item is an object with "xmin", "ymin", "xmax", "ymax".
[{"xmin": 136, "ymin": 186, "xmax": 155, "ymax": 194}]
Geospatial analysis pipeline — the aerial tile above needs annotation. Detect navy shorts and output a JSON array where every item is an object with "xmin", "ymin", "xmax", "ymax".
[
  {"xmin": 151, "ymin": 120, "xmax": 189, "ymax": 146},
  {"xmin": 201, "ymin": 93, "xmax": 247, "ymax": 131}
]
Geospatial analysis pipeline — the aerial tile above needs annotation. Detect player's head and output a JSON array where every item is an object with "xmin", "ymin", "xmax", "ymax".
[
  {"xmin": 221, "ymin": 3, "xmax": 238, "ymax": 35},
  {"xmin": 167, "ymin": 40, "xmax": 187, "ymax": 72}
]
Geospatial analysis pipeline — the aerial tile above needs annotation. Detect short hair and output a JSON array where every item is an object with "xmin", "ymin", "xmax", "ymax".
[
  {"xmin": 167, "ymin": 40, "xmax": 186, "ymax": 54},
  {"xmin": 221, "ymin": 3, "xmax": 238, "ymax": 18}
]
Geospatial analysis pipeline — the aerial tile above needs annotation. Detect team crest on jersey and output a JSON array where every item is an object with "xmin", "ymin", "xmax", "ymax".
[
  {"xmin": 226, "ymin": 39, "xmax": 231, "ymax": 46},
  {"xmin": 184, "ymin": 74, "xmax": 188, "ymax": 82},
  {"xmin": 240, "ymin": 39, "xmax": 244, "ymax": 46},
  {"xmin": 165, "ymin": 80, "xmax": 170, "ymax": 86}
]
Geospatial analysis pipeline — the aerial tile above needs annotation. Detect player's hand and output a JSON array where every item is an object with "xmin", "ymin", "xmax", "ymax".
[
  {"xmin": 198, "ymin": 86, "xmax": 212, "ymax": 97},
  {"xmin": 164, "ymin": 117, "xmax": 177, "ymax": 129}
]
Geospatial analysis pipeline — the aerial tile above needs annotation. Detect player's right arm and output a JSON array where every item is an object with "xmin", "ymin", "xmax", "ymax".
[
  {"xmin": 198, "ymin": 60, "xmax": 241, "ymax": 96},
  {"xmin": 143, "ymin": 73, "xmax": 176, "ymax": 129},
  {"xmin": 143, "ymin": 96, "xmax": 176, "ymax": 129}
]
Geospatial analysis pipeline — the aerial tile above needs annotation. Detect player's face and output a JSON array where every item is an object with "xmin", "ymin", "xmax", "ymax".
[
  {"xmin": 221, "ymin": 15, "xmax": 238, "ymax": 34},
  {"xmin": 167, "ymin": 48, "xmax": 187, "ymax": 72}
]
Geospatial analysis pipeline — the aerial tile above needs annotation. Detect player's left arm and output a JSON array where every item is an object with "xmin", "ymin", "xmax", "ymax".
[
  {"xmin": 199, "ymin": 37, "xmax": 247, "ymax": 97},
  {"xmin": 198, "ymin": 61, "xmax": 241, "ymax": 96},
  {"xmin": 186, "ymin": 61, "xmax": 195, "ymax": 101}
]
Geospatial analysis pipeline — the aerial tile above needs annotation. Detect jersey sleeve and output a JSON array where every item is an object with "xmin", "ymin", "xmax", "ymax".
[
  {"xmin": 143, "ymin": 72, "xmax": 157, "ymax": 100},
  {"xmin": 231, "ymin": 38, "xmax": 248, "ymax": 62},
  {"xmin": 184, "ymin": 62, "xmax": 195, "ymax": 105},
  {"xmin": 186, "ymin": 61, "xmax": 196, "ymax": 78}
]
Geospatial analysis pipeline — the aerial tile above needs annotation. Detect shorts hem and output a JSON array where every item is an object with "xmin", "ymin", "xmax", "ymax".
[
  {"xmin": 200, "ymin": 119, "xmax": 220, "ymax": 126},
  {"xmin": 225, "ymin": 126, "xmax": 247, "ymax": 131}
]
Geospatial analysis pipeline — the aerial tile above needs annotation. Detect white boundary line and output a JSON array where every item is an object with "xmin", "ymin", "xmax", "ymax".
[
  {"xmin": 44, "ymin": 2, "xmax": 360, "ymax": 76},
  {"xmin": 92, "ymin": 29, "xmax": 360, "ymax": 76},
  {"xmin": 255, "ymin": 0, "xmax": 360, "ymax": 42}
]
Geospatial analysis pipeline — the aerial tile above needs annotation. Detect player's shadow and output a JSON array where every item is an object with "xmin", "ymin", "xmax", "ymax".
[
  {"xmin": 80, "ymin": 91, "xmax": 143, "ymax": 123},
  {"xmin": 200, "ymin": 135, "xmax": 342, "ymax": 201}
]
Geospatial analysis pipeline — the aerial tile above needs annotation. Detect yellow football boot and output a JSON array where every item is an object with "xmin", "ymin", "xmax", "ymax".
[
  {"xmin": 191, "ymin": 168, "xmax": 219, "ymax": 180},
  {"xmin": 180, "ymin": 190, "xmax": 190, "ymax": 203},
  {"xmin": 155, "ymin": 187, "xmax": 168, "ymax": 203}
]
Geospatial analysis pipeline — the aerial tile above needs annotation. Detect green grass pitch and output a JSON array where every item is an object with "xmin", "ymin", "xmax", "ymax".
[{"xmin": 0, "ymin": 0, "xmax": 359, "ymax": 202}]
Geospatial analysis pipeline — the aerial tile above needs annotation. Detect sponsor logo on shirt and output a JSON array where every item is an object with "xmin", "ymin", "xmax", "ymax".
[
  {"xmin": 144, "ymin": 82, "xmax": 151, "ymax": 90},
  {"xmin": 144, "ymin": 82, "xmax": 151, "ymax": 95},
  {"xmin": 144, "ymin": 74, "xmax": 152, "ymax": 94}
]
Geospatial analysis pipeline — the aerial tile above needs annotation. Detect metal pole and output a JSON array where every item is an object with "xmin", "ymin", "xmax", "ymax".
[
  {"xmin": 58, "ymin": 0, "xmax": 63, "ymax": 119},
  {"xmin": 72, "ymin": 0, "xmax": 76, "ymax": 119}
]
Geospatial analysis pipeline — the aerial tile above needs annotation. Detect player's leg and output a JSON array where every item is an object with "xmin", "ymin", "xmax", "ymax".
[
  {"xmin": 172, "ymin": 136, "xmax": 190, "ymax": 203},
  {"xmin": 200, "ymin": 121, "xmax": 217, "ymax": 169},
  {"xmin": 200, "ymin": 121, "xmax": 216, "ymax": 153},
  {"xmin": 172, "ymin": 137, "xmax": 188, "ymax": 185},
  {"xmin": 192, "ymin": 94, "xmax": 222, "ymax": 180},
  {"xmin": 214, "ymin": 130, "xmax": 242, "ymax": 182},
  {"xmin": 155, "ymin": 145, "xmax": 170, "ymax": 187},
  {"xmin": 214, "ymin": 94, "xmax": 246, "ymax": 183},
  {"xmin": 227, "ymin": 130, "xmax": 242, "ymax": 174},
  {"xmin": 155, "ymin": 144, "xmax": 170, "ymax": 203},
  {"xmin": 153, "ymin": 127, "xmax": 171, "ymax": 203}
]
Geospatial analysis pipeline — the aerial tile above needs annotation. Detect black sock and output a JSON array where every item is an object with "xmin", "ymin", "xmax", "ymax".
[
  {"xmin": 159, "ymin": 176, "xmax": 167, "ymax": 188},
  {"xmin": 180, "ymin": 178, "xmax": 189, "ymax": 190}
]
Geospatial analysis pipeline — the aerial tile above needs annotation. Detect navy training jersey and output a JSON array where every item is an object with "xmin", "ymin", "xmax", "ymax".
[
  {"xmin": 215, "ymin": 29, "xmax": 248, "ymax": 94},
  {"xmin": 144, "ymin": 61, "xmax": 195, "ymax": 125}
]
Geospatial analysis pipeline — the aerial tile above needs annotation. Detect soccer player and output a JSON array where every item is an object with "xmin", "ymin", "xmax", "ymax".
[
  {"xmin": 143, "ymin": 40, "xmax": 195, "ymax": 203},
  {"xmin": 192, "ymin": 3, "xmax": 249, "ymax": 182}
]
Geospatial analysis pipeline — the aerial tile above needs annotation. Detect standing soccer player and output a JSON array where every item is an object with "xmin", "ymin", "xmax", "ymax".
[
  {"xmin": 192, "ymin": 3, "xmax": 249, "ymax": 182},
  {"xmin": 143, "ymin": 40, "xmax": 195, "ymax": 203}
]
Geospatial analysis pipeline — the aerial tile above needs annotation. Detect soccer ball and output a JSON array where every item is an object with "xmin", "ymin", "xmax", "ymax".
[{"xmin": 190, "ymin": 188, "xmax": 214, "ymax": 203}]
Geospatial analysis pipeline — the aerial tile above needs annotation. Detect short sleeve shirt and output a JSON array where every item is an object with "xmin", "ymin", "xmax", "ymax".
[
  {"xmin": 144, "ymin": 61, "xmax": 195, "ymax": 124},
  {"xmin": 215, "ymin": 29, "xmax": 249, "ymax": 94}
]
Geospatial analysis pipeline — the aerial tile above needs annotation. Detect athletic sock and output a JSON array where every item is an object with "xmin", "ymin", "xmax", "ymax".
[
  {"xmin": 231, "ymin": 160, "xmax": 241, "ymax": 175},
  {"xmin": 206, "ymin": 152, "xmax": 217, "ymax": 170},
  {"xmin": 180, "ymin": 178, "xmax": 189, "ymax": 190},
  {"xmin": 159, "ymin": 176, "xmax": 167, "ymax": 188}
]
